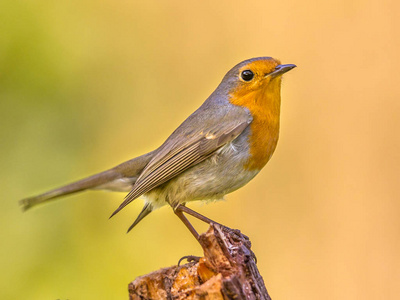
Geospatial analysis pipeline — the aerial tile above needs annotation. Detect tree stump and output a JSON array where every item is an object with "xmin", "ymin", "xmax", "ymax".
[{"xmin": 128, "ymin": 224, "xmax": 271, "ymax": 299}]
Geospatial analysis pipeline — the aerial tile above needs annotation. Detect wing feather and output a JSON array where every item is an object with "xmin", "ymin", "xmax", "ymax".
[{"xmin": 110, "ymin": 110, "xmax": 252, "ymax": 217}]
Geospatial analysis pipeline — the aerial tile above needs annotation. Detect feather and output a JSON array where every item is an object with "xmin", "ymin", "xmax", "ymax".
[
  {"xmin": 127, "ymin": 203, "xmax": 153, "ymax": 232},
  {"xmin": 110, "ymin": 110, "xmax": 252, "ymax": 218}
]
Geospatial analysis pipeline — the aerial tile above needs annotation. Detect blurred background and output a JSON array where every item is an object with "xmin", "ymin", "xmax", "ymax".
[{"xmin": 1, "ymin": 0, "xmax": 399, "ymax": 299}]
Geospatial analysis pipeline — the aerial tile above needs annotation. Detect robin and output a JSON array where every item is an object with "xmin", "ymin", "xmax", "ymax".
[{"xmin": 20, "ymin": 57, "xmax": 296, "ymax": 239}]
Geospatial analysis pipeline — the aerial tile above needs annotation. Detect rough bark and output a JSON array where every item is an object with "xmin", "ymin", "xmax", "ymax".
[{"xmin": 128, "ymin": 224, "xmax": 271, "ymax": 299}]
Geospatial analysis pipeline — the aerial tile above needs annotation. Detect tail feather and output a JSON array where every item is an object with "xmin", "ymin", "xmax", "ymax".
[
  {"xmin": 20, "ymin": 150, "xmax": 156, "ymax": 212},
  {"xmin": 20, "ymin": 169, "xmax": 122, "ymax": 211},
  {"xmin": 127, "ymin": 203, "xmax": 153, "ymax": 233}
]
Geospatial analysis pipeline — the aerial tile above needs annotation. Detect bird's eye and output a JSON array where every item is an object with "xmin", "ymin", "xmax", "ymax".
[{"xmin": 241, "ymin": 70, "xmax": 254, "ymax": 81}]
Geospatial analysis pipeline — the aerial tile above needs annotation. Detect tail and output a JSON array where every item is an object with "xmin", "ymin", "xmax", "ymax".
[
  {"xmin": 127, "ymin": 203, "xmax": 153, "ymax": 233},
  {"xmin": 20, "ymin": 150, "xmax": 156, "ymax": 211},
  {"xmin": 19, "ymin": 169, "xmax": 124, "ymax": 211}
]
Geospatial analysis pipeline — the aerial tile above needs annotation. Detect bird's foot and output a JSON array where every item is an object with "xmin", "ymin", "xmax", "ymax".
[
  {"xmin": 215, "ymin": 225, "xmax": 257, "ymax": 264},
  {"xmin": 177, "ymin": 255, "xmax": 202, "ymax": 266}
]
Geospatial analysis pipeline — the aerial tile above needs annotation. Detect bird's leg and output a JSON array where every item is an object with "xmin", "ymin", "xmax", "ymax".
[
  {"xmin": 174, "ymin": 205, "xmax": 258, "ymax": 264},
  {"xmin": 175, "ymin": 204, "xmax": 223, "ymax": 227},
  {"xmin": 174, "ymin": 208, "xmax": 200, "ymax": 240},
  {"xmin": 176, "ymin": 205, "xmax": 244, "ymax": 242},
  {"xmin": 174, "ymin": 205, "xmax": 206, "ymax": 265}
]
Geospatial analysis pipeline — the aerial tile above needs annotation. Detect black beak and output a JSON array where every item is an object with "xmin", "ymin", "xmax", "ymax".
[{"xmin": 268, "ymin": 64, "xmax": 297, "ymax": 77}]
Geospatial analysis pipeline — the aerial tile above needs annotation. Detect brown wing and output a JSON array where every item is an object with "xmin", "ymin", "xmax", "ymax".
[{"xmin": 110, "ymin": 114, "xmax": 251, "ymax": 217}]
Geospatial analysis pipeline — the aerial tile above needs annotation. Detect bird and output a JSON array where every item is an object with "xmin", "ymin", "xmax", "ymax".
[{"xmin": 20, "ymin": 57, "xmax": 296, "ymax": 239}]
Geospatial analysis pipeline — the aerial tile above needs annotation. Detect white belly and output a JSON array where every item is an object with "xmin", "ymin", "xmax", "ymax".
[{"xmin": 144, "ymin": 137, "xmax": 259, "ymax": 209}]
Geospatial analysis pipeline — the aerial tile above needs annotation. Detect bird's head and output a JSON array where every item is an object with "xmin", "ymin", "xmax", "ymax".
[{"xmin": 217, "ymin": 57, "xmax": 296, "ymax": 102}]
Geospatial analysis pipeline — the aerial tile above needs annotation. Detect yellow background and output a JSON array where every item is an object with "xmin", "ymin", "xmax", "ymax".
[{"xmin": 1, "ymin": 1, "xmax": 399, "ymax": 299}]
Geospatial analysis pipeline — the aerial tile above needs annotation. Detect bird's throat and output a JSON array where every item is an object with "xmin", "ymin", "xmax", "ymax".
[{"xmin": 230, "ymin": 78, "xmax": 282, "ymax": 171}]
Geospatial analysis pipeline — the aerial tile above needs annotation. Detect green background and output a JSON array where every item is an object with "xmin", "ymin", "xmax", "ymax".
[{"xmin": 1, "ymin": 1, "xmax": 399, "ymax": 299}]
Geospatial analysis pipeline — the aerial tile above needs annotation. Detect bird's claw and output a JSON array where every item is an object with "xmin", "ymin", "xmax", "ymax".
[{"xmin": 177, "ymin": 255, "xmax": 202, "ymax": 266}]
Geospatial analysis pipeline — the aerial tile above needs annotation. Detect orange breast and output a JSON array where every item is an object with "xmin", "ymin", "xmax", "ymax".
[{"xmin": 230, "ymin": 78, "xmax": 282, "ymax": 171}]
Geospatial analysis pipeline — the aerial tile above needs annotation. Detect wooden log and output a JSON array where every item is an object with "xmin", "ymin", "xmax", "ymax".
[{"xmin": 128, "ymin": 224, "xmax": 271, "ymax": 299}]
